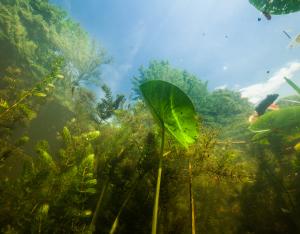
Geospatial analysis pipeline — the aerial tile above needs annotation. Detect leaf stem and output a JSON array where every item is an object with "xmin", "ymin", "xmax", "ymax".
[
  {"xmin": 189, "ymin": 159, "xmax": 196, "ymax": 234},
  {"xmin": 90, "ymin": 179, "xmax": 108, "ymax": 232},
  {"xmin": 109, "ymin": 177, "xmax": 139, "ymax": 234},
  {"xmin": 152, "ymin": 125, "xmax": 165, "ymax": 234}
]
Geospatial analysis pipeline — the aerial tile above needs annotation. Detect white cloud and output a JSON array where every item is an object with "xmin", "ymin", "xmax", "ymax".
[
  {"xmin": 215, "ymin": 84, "xmax": 227, "ymax": 90},
  {"xmin": 240, "ymin": 62, "xmax": 300, "ymax": 104}
]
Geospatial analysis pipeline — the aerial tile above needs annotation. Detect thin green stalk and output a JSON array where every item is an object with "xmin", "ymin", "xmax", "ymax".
[
  {"xmin": 0, "ymin": 68, "xmax": 60, "ymax": 119},
  {"xmin": 90, "ymin": 179, "xmax": 108, "ymax": 232},
  {"xmin": 109, "ymin": 177, "xmax": 139, "ymax": 234},
  {"xmin": 152, "ymin": 125, "xmax": 165, "ymax": 234},
  {"xmin": 189, "ymin": 160, "xmax": 196, "ymax": 234},
  {"xmin": 0, "ymin": 90, "xmax": 33, "ymax": 119}
]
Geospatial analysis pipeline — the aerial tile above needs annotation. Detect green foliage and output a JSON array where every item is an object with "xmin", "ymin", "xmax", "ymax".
[
  {"xmin": 0, "ymin": 58, "xmax": 64, "ymax": 120},
  {"xmin": 250, "ymin": 106, "xmax": 300, "ymax": 134},
  {"xmin": 249, "ymin": 0, "xmax": 300, "ymax": 15},
  {"xmin": 90, "ymin": 103, "xmax": 157, "ymax": 234},
  {"xmin": 0, "ymin": 125, "xmax": 100, "ymax": 233},
  {"xmin": 2, "ymin": 1, "xmax": 300, "ymax": 233},
  {"xmin": 140, "ymin": 80, "xmax": 199, "ymax": 234},
  {"xmin": 96, "ymin": 84, "xmax": 125, "ymax": 122},
  {"xmin": 0, "ymin": 0, "xmax": 107, "ymax": 174},
  {"xmin": 2, "ymin": 91, "xmax": 300, "ymax": 233},
  {"xmin": 0, "ymin": 58, "xmax": 64, "ymax": 169},
  {"xmin": 132, "ymin": 60, "xmax": 252, "ymax": 127},
  {"xmin": 0, "ymin": 0, "xmax": 107, "ymax": 84},
  {"xmin": 140, "ymin": 80, "xmax": 198, "ymax": 148},
  {"xmin": 285, "ymin": 77, "xmax": 300, "ymax": 95},
  {"xmin": 277, "ymin": 96, "xmax": 300, "ymax": 110},
  {"xmin": 0, "ymin": 0, "xmax": 108, "ymax": 128},
  {"xmin": 202, "ymin": 89, "xmax": 252, "ymax": 126},
  {"xmin": 132, "ymin": 60, "xmax": 208, "ymax": 113},
  {"xmin": 238, "ymin": 139, "xmax": 300, "ymax": 233}
]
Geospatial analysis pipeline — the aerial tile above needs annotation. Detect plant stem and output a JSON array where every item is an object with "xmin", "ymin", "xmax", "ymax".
[
  {"xmin": 0, "ymin": 91, "xmax": 32, "ymax": 118},
  {"xmin": 90, "ymin": 179, "xmax": 108, "ymax": 232},
  {"xmin": 152, "ymin": 125, "xmax": 165, "ymax": 234},
  {"xmin": 109, "ymin": 177, "xmax": 139, "ymax": 234},
  {"xmin": 0, "ymin": 68, "xmax": 59, "ymax": 119},
  {"xmin": 189, "ymin": 159, "xmax": 196, "ymax": 234}
]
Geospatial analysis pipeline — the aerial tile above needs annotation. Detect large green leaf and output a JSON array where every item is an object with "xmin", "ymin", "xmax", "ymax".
[
  {"xmin": 249, "ymin": 0, "xmax": 300, "ymax": 15},
  {"xmin": 285, "ymin": 77, "xmax": 300, "ymax": 95},
  {"xmin": 249, "ymin": 107, "xmax": 300, "ymax": 134},
  {"xmin": 140, "ymin": 80, "xmax": 198, "ymax": 148}
]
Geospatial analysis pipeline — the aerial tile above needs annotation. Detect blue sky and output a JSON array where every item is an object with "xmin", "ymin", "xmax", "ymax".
[{"xmin": 52, "ymin": 0, "xmax": 300, "ymax": 103}]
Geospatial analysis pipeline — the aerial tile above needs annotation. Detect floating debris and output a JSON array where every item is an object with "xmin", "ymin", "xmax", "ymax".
[
  {"xmin": 289, "ymin": 34, "xmax": 300, "ymax": 48},
  {"xmin": 283, "ymin": 30, "xmax": 292, "ymax": 39},
  {"xmin": 263, "ymin": 11, "xmax": 271, "ymax": 20},
  {"xmin": 255, "ymin": 94, "xmax": 279, "ymax": 116}
]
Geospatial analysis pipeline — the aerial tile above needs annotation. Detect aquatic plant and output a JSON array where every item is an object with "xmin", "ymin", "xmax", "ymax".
[
  {"xmin": 250, "ymin": 0, "xmax": 300, "ymax": 15},
  {"xmin": 132, "ymin": 61, "xmax": 208, "ymax": 108},
  {"xmin": 0, "ymin": 125, "xmax": 100, "ymax": 233},
  {"xmin": 139, "ymin": 80, "xmax": 198, "ymax": 234},
  {"xmin": 0, "ymin": 0, "xmax": 108, "ymax": 175},
  {"xmin": 0, "ymin": 58, "xmax": 64, "ymax": 120},
  {"xmin": 249, "ymin": 106, "xmax": 300, "ymax": 134},
  {"xmin": 238, "ymin": 135, "xmax": 300, "ymax": 233},
  {"xmin": 132, "ymin": 60, "xmax": 252, "ymax": 127},
  {"xmin": 0, "ymin": 59, "xmax": 64, "ymax": 168},
  {"xmin": 2, "ymin": 0, "xmax": 300, "ymax": 232},
  {"xmin": 285, "ymin": 77, "xmax": 300, "ymax": 95},
  {"xmin": 96, "ymin": 84, "xmax": 125, "ymax": 123}
]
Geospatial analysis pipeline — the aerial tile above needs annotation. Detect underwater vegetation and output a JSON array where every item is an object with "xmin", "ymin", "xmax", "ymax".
[
  {"xmin": 139, "ymin": 80, "xmax": 198, "ymax": 234},
  {"xmin": 250, "ymin": 106, "xmax": 300, "ymax": 134},
  {"xmin": 285, "ymin": 77, "xmax": 300, "ymax": 95},
  {"xmin": 1, "ymin": 0, "xmax": 300, "ymax": 233},
  {"xmin": 250, "ymin": 0, "xmax": 300, "ymax": 15}
]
